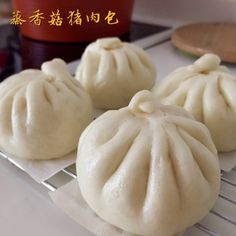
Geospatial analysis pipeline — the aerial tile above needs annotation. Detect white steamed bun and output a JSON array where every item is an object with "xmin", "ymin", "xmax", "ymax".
[
  {"xmin": 77, "ymin": 90, "xmax": 220, "ymax": 236},
  {"xmin": 76, "ymin": 37, "xmax": 156, "ymax": 109},
  {"xmin": 153, "ymin": 53, "xmax": 236, "ymax": 152},
  {"xmin": 0, "ymin": 58, "xmax": 93, "ymax": 160}
]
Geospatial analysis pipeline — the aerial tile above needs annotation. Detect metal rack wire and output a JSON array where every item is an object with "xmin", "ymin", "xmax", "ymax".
[
  {"xmin": 2, "ymin": 150, "xmax": 235, "ymax": 236},
  {"xmin": 41, "ymin": 165, "xmax": 236, "ymax": 236}
]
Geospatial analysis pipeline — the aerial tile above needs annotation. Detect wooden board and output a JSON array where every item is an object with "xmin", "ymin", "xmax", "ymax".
[{"xmin": 171, "ymin": 22, "xmax": 236, "ymax": 63}]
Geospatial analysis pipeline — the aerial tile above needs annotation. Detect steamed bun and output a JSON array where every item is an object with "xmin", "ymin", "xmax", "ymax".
[
  {"xmin": 77, "ymin": 90, "xmax": 220, "ymax": 236},
  {"xmin": 0, "ymin": 59, "xmax": 93, "ymax": 160},
  {"xmin": 153, "ymin": 53, "xmax": 236, "ymax": 152},
  {"xmin": 76, "ymin": 37, "xmax": 156, "ymax": 109}
]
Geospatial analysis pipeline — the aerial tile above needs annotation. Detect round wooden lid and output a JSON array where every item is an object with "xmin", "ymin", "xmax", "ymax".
[{"xmin": 171, "ymin": 22, "xmax": 236, "ymax": 63}]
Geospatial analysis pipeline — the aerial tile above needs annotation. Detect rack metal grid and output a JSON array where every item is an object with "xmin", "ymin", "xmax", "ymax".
[{"xmin": 1, "ymin": 151, "xmax": 236, "ymax": 236}]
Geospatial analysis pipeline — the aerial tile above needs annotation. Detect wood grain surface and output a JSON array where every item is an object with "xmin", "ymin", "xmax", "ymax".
[{"xmin": 171, "ymin": 22, "xmax": 236, "ymax": 63}]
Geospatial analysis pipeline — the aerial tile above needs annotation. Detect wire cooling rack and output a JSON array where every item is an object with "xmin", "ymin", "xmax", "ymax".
[
  {"xmin": 1, "ymin": 151, "xmax": 236, "ymax": 236},
  {"xmin": 39, "ymin": 167, "xmax": 236, "ymax": 236}
]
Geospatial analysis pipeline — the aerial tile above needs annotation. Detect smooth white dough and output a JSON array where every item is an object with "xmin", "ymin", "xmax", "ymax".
[
  {"xmin": 153, "ymin": 53, "xmax": 236, "ymax": 152},
  {"xmin": 0, "ymin": 58, "xmax": 93, "ymax": 160},
  {"xmin": 77, "ymin": 90, "xmax": 220, "ymax": 236},
  {"xmin": 76, "ymin": 37, "xmax": 156, "ymax": 109}
]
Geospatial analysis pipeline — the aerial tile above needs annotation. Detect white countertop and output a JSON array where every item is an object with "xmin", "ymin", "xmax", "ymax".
[{"xmin": 0, "ymin": 157, "xmax": 93, "ymax": 236}]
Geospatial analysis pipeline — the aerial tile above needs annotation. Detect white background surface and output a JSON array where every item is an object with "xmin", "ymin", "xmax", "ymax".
[
  {"xmin": 0, "ymin": 157, "xmax": 93, "ymax": 236},
  {"xmin": 133, "ymin": 0, "xmax": 236, "ymax": 27}
]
